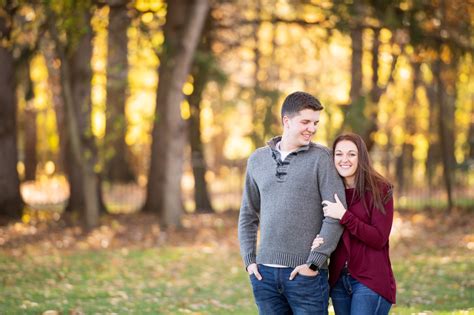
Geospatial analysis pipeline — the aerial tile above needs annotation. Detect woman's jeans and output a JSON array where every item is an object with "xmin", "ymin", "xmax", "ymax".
[
  {"xmin": 249, "ymin": 264, "xmax": 329, "ymax": 315},
  {"xmin": 330, "ymin": 272, "xmax": 392, "ymax": 315}
]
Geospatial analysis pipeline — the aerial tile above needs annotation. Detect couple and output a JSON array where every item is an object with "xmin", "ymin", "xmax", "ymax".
[{"xmin": 238, "ymin": 92, "xmax": 396, "ymax": 315}]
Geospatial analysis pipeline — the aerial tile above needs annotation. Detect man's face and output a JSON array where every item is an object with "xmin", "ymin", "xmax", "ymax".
[{"xmin": 282, "ymin": 109, "xmax": 321, "ymax": 150}]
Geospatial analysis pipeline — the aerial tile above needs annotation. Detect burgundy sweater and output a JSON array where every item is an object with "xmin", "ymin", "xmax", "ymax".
[{"xmin": 328, "ymin": 188, "xmax": 396, "ymax": 304}]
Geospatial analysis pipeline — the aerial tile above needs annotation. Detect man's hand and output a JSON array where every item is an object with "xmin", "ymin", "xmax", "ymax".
[
  {"xmin": 247, "ymin": 263, "xmax": 262, "ymax": 280},
  {"xmin": 289, "ymin": 264, "xmax": 318, "ymax": 280}
]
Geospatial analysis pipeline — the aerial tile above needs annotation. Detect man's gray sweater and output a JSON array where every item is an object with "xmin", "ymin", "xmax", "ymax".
[{"xmin": 238, "ymin": 136, "xmax": 347, "ymax": 270}]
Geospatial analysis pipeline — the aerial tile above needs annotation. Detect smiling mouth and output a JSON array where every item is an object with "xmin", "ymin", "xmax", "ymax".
[{"xmin": 339, "ymin": 165, "xmax": 352, "ymax": 169}]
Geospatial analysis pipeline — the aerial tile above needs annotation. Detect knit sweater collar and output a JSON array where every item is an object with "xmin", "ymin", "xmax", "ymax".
[{"xmin": 267, "ymin": 136, "xmax": 312, "ymax": 153}]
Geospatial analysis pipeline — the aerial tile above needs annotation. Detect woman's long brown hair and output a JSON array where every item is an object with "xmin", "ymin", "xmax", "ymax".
[{"xmin": 333, "ymin": 133, "xmax": 392, "ymax": 214}]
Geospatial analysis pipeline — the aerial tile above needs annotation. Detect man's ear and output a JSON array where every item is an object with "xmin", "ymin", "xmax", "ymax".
[{"xmin": 282, "ymin": 116, "xmax": 289, "ymax": 128}]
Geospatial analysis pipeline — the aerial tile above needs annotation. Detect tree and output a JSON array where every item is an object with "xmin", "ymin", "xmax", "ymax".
[
  {"xmin": 396, "ymin": 62, "xmax": 420, "ymax": 193},
  {"xmin": 144, "ymin": 0, "xmax": 209, "ymax": 227},
  {"xmin": 344, "ymin": 1, "xmax": 364, "ymax": 136},
  {"xmin": 46, "ymin": 3, "xmax": 101, "ymax": 229},
  {"xmin": 469, "ymin": 113, "xmax": 474, "ymax": 161},
  {"xmin": 405, "ymin": 0, "xmax": 472, "ymax": 211},
  {"xmin": 424, "ymin": 67, "xmax": 442, "ymax": 188},
  {"xmin": 434, "ymin": 56, "xmax": 454, "ymax": 210},
  {"xmin": 43, "ymin": 38, "xmax": 67, "ymax": 174},
  {"xmin": 187, "ymin": 11, "xmax": 222, "ymax": 214},
  {"xmin": 104, "ymin": 0, "xmax": 135, "ymax": 182},
  {"xmin": 0, "ymin": 8, "xmax": 23, "ymax": 221},
  {"xmin": 331, "ymin": 0, "xmax": 402, "ymax": 149},
  {"xmin": 19, "ymin": 61, "xmax": 37, "ymax": 181}
]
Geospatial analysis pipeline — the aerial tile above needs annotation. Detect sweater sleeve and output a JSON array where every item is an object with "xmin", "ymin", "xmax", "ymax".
[
  {"xmin": 340, "ymin": 193, "xmax": 394, "ymax": 250},
  {"xmin": 306, "ymin": 152, "xmax": 346, "ymax": 267},
  {"xmin": 237, "ymin": 160, "xmax": 261, "ymax": 269}
]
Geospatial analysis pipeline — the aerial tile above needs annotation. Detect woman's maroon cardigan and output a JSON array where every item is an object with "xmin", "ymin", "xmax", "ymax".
[{"xmin": 329, "ymin": 187, "xmax": 397, "ymax": 304}]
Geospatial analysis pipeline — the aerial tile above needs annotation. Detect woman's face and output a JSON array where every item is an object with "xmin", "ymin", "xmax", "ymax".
[{"xmin": 334, "ymin": 140, "xmax": 359, "ymax": 185}]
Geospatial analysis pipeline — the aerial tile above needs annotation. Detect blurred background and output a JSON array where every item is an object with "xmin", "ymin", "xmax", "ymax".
[
  {"xmin": 0, "ymin": 0, "xmax": 473, "ymax": 313},
  {"xmin": 1, "ymin": 0, "xmax": 472, "ymax": 226}
]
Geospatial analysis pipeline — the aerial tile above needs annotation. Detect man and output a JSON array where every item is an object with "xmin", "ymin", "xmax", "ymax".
[{"xmin": 238, "ymin": 91, "xmax": 347, "ymax": 314}]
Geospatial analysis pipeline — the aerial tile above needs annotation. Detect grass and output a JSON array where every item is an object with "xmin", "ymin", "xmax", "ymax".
[
  {"xmin": 392, "ymin": 249, "xmax": 473, "ymax": 314},
  {"xmin": 0, "ymin": 247, "xmax": 255, "ymax": 314},
  {"xmin": 0, "ymin": 212, "xmax": 472, "ymax": 314}
]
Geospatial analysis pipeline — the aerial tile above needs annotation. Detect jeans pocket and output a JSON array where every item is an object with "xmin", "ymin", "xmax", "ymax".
[
  {"xmin": 297, "ymin": 275, "xmax": 318, "ymax": 282},
  {"xmin": 292, "ymin": 273, "xmax": 321, "ymax": 290}
]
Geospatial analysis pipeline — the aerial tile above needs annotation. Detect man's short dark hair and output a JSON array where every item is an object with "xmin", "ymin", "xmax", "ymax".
[{"xmin": 281, "ymin": 91, "xmax": 323, "ymax": 119}]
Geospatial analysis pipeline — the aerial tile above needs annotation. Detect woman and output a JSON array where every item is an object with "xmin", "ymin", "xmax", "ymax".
[{"xmin": 312, "ymin": 133, "xmax": 396, "ymax": 314}]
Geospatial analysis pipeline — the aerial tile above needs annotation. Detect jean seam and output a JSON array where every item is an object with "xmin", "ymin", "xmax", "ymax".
[
  {"xmin": 374, "ymin": 295, "xmax": 382, "ymax": 313},
  {"xmin": 343, "ymin": 275, "xmax": 352, "ymax": 295}
]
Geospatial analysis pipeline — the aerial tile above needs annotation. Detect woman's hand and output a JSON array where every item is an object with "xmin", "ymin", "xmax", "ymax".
[
  {"xmin": 311, "ymin": 234, "xmax": 324, "ymax": 250},
  {"xmin": 322, "ymin": 193, "xmax": 347, "ymax": 220}
]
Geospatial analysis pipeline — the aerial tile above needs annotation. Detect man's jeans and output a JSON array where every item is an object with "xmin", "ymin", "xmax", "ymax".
[
  {"xmin": 249, "ymin": 264, "xmax": 329, "ymax": 315},
  {"xmin": 330, "ymin": 273, "xmax": 392, "ymax": 315}
]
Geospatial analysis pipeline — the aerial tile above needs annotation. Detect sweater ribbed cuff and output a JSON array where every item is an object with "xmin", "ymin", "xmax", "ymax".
[
  {"xmin": 242, "ymin": 252, "xmax": 256, "ymax": 269},
  {"xmin": 306, "ymin": 251, "xmax": 328, "ymax": 268}
]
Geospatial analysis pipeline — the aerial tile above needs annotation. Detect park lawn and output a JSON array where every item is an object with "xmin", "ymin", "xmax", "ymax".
[
  {"xmin": 0, "ymin": 211, "xmax": 472, "ymax": 314},
  {"xmin": 0, "ymin": 244, "xmax": 472, "ymax": 314},
  {"xmin": 0, "ymin": 246, "xmax": 256, "ymax": 314}
]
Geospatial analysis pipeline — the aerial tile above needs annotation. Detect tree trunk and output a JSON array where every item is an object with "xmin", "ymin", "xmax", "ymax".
[
  {"xmin": 364, "ymin": 29, "xmax": 400, "ymax": 151},
  {"xmin": 438, "ymin": 0, "xmax": 457, "ymax": 174},
  {"xmin": 395, "ymin": 151, "xmax": 405, "ymax": 193},
  {"xmin": 397, "ymin": 62, "xmax": 421, "ymax": 193},
  {"xmin": 47, "ymin": 9, "xmax": 101, "ymax": 229},
  {"xmin": 24, "ymin": 103, "xmax": 37, "ymax": 181},
  {"xmin": 45, "ymin": 29, "xmax": 86, "ymax": 214},
  {"xmin": 469, "ymin": 109, "xmax": 474, "ymax": 160},
  {"xmin": 441, "ymin": 58, "xmax": 458, "ymax": 172},
  {"xmin": 0, "ymin": 29, "xmax": 23, "ymax": 220},
  {"xmin": 68, "ymin": 12, "xmax": 107, "ymax": 217},
  {"xmin": 104, "ymin": 0, "xmax": 135, "ymax": 182},
  {"xmin": 342, "ymin": 6, "xmax": 365, "ymax": 135},
  {"xmin": 250, "ymin": 0, "xmax": 265, "ymax": 148},
  {"xmin": 188, "ymin": 15, "xmax": 214, "ymax": 213},
  {"xmin": 434, "ymin": 56, "xmax": 453, "ymax": 212},
  {"xmin": 363, "ymin": 27, "xmax": 381, "ymax": 150},
  {"xmin": 23, "ymin": 62, "xmax": 37, "ymax": 181},
  {"xmin": 189, "ymin": 89, "xmax": 214, "ymax": 213},
  {"xmin": 425, "ymin": 77, "xmax": 441, "ymax": 188},
  {"xmin": 349, "ymin": 25, "xmax": 363, "ymax": 106},
  {"xmin": 384, "ymin": 133, "xmax": 393, "ymax": 179},
  {"xmin": 43, "ymin": 39, "xmax": 67, "ymax": 174},
  {"xmin": 144, "ymin": 0, "xmax": 209, "ymax": 228}
]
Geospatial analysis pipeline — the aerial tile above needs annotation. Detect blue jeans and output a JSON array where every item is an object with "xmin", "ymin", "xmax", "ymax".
[
  {"xmin": 249, "ymin": 264, "xmax": 329, "ymax": 315},
  {"xmin": 330, "ymin": 273, "xmax": 392, "ymax": 315}
]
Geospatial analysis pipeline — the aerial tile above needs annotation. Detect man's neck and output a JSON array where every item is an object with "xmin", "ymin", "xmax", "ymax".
[{"xmin": 279, "ymin": 138, "xmax": 299, "ymax": 152}]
